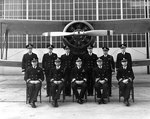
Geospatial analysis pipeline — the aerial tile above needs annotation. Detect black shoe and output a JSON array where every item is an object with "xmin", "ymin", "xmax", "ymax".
[
  {"xmin": 30, "ymin": 102, "xmax": 36, "ymax": 108},
  {"xmin": 80, "ymin": 99, "xmax": 84, "ymax": 104},
  {"xmin": 77, "ymin": 99, "xmax": 80, "ymax": 104},
  {"xmin": 77, "ymin": 99, "xmax": 84, "ymax": 104},
  {"xmin": 55, "ymin": 100, "xmax": 59, "ymax": 107},
  {"xmin": 98, "ymin": 99, "xmax": 102, "ymax": 104},
  {"xmin": 102, "ymin": 99, "xmax": 107, "ymax": 104},
  {"xmin": 126, "ymin": 101, "xmax": 130, "ymax": 106},
  {"xmin": 52, "ymin": 100, "xmax": 55, "ymax": 107}
]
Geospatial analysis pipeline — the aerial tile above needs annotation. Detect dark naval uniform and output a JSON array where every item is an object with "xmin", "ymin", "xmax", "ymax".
[
  {"xmin": 42, "ymin": 52, "xmax": 57, "ymax": 96},
  {"xmin": 22, "ymin": 44, "xmax": 38, "ymax": 72},
  {"xmin": 100, "ymin": 48, "xmax": 115, "ymax": 96},
  {"xmin": 83, "ymin": 52, "xmax": 97, "ymax": 95},
  {"xmin": 116, "ymin": 52, "xmax": 132, "ymax": 69},
  {"xmin": 116, "ymin": 44, "xmax": 132, "ymax": 69},
  {"xmin": 22, "ymin": 53, "xmax": 38, "ymax": 72},
  {"xmin": 61, "ymin": 52, "xmax": 75, "ymax": 96},
  {"xmin": 71, "ymin": 64, "xmax": 87, "ymax": 103},
  {"xmin": 116, "ymin": 59, "xmax": 134, "ymax": 105},
  {"xmin": 24, "ymin": 65, "xmax": 44, "ymax": 105},
  {"xmin": 93, "ymin": 65, "xmax": 108, "ymax": 100},
  {"xmin": 50, "ymin": 66, "xmax": 64, "ymax": 101}
]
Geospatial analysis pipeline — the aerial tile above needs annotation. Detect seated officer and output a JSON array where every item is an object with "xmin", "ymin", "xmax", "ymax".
[
  {"xmin": 50, "ymin": 58, "xmax": 64, "ymax": 107},
  {"xmin": 93, "ymin": 58, "xmax": 108, "ymax": 104},
  {"xmin": 71, "ymin": 58, "xmax": 87, "ymax": 104},
  {"xmin": 24, "ymin": 58, "xmax": 44, "ymax": 108},
  {"xmin": 116, "ymin": 58, "xmax": 135, "ymax": 106}
]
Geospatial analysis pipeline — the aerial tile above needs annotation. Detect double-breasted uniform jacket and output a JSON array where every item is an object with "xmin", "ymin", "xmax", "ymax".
[
  {"xmin": 50, "ymin": 67, "xmax": 64, "ymax": 82},
  {"xmin": 93, "ymin": 66, "xmax": 109, "ymax": 82},
  {"xmin": 71, "ymin": 66, "xmax": 87, "ymax": 82},
  {"xmin": 24, "ymin": 66, "xmax": 44, "ymax": 82},
  {"xmin": 22, "ymin": 53, "xmax": 38, "ymax": 72},
  {"xmin": 116, "ymin": 52, "xmax": 132, "ymax": 69},
  {"xmin": 116, "ymin": 66, "xmax": 135, "ymax": 82},
  {"xmin": 82, "ymin": 53, "xmax": 98, "ymax": 70},
  {"xmin": 61, "ymin": 53, "xmax": 75, "ymax": 71},
  {"xmin": 42, "ymin": 53, "xmax": 57, "ymax": 74},
  {"xmin": 100, "ymin": 55, "xmax": 115, "ymax": 73}
]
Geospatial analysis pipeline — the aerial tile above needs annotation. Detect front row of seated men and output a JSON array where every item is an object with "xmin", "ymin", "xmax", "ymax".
[{"xmin": 24, "ymin": 57, "xmax": 134, "ymax": 108}]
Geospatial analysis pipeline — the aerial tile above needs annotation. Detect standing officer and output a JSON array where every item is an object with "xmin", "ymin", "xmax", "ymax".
[
  {"xmin": 22, "ymin": 43, "xmax": 38, "ymax": 73},
  {"xmin": 82, "ymin": 45, "xmax": 98, "ymax": 96},
  {"xmin": 24, "ymin": 58, "xmax": 44, "ymax": 108},
  {"xmin": 116, "ymin": 43, "xmax": 132, "ymax": 70},
  {"xmin": 42, "ymin": 44, "xmax": 57, "ymax": 97},
  {"xmin": 100, "ymin": 46, "xmax": 115, "ymax": 96},
  {"xmin": 61, "ymin": 45, "xmax": 75, "ymax": 96},
  {"xmin": 116, "ymin": 58, "xmax": 135, "ymax": 106},
  {"xmin": 50, "ymin": 58, "xmax": 64, "ymax": 107},
  {"xmin": 93, "ymin": 58, "xmax": 109, "ymax": 104},
  {"xmin": 71, "ymin": 58, "xmax": 87, "ymax": 104}
]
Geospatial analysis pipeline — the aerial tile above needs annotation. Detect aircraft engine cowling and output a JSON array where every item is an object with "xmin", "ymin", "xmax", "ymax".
[{"xmin": 63, "ymin": 21, "xmax": 96, "ymax": 56}]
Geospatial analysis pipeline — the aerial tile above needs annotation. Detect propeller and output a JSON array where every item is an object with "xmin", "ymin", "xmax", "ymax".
[
  {"xmin": 42, "ymin": 30, "xmax": 113, "ymax": 37},
  {"xmin": 83, "ymin": 30, "xmax": 113, "ymax": 36}
]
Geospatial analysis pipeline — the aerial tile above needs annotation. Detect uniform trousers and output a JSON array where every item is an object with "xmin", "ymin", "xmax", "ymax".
[
  {"xmin": 45, "ymin": 71, "xmax": 51, "ymax": 96},
  {"xmin": 72, "ymin": 82, "xmax": 87, "ymax": 100},
  {"xmin": 27, "ymin": 82, "xmax": 41, "ymax": 103},
  {"xmin": 107, "ymin": 71, "xmax": 112, "ymax": 96},
  {"xmin": 51, "ymin": 82, "xmax": 64, "ymax": 100},
  {"xmin": 86, "ymin": 68, "xmax": 94, "ymax": 95},
  {"xmin": 95, "ymin": 82, "xmax": 108, "ymax": 98},
  {"xmin": 64, "ymin": 68, "xmax": 71, "ymax": 95},
  {"xmin": 119, "ymin": 80, "xmax": 132, "ymax": 101}
]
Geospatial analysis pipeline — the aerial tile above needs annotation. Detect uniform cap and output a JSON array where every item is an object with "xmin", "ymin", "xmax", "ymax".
[
  {"xmin": 63, "ymin": 45, "xmax": 70, "ymax": 50},
  {"xmin": 97, "ymin": 58, "xmax": 102, "ymax": 62},
  {"xmin": 47, "ymin": 44, "xmax": 54, "ymax": 49},
  {"xmin": 55, "ymin": 57, "xmax": 61, "ymax": 62},
  {"xmin": 119, "ymin": 43, "xmax": 127, "ymax": 48},
  {"xmin": 121, "ymin": 58, "xmax": 127, "ymax": 62},
  {"xmin": 76, "ymin": 57, "xmax": 82, "ymax": 62},
  {"xmin": 87, "ymin": 45, "xmax": 93, "ymax": 49},
  {"xmin": 26, "ymin": 43, "xmax": 33, "ymax": 48},
  {"xmin": 102, "ymin": 46, "xmax": 109, "ymax": 51},
  {"xmin": 31, "ymin": 58, "xmax": 38, "ymax": 62}
]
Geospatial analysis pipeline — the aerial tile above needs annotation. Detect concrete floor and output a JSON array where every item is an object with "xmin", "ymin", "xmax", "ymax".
[{"xmin": 0, "ymin": 66, "xmax": 150, "ymax": 119}]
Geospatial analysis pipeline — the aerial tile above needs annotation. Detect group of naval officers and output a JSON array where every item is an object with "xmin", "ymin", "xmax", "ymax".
[{"xmin": 22, "ymin": 43, "xmax": 134, "ymax": 108}]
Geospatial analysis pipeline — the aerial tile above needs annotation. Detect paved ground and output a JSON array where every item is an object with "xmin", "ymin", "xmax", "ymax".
[{"xmin": 0, "ymin": 66, "xmax": 150, "ymax": 119}]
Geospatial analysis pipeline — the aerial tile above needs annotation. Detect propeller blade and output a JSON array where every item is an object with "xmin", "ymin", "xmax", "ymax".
[
  {"xmin": 42, "ymin": 32, "xmax": 74, "ymax": 36},
  {"xmin": 84, "ymin": 30, "xmax": 113, "ymax": 36}
]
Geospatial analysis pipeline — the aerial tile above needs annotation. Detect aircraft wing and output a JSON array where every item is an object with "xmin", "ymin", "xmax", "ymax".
[
  {"xmin": 0, "ymin": 19, "xmax": 70, "ymax": 35},
  {"xmin": 0, "ymin": 19, "xmax": 150, "ymax": 35},
  {"xmin": 89, "ymin": 18, "xmax": 150, "ymax": 34},
  {"xmin": 0, "ymin": 59, "xmax": 150, "ymax": 67}
]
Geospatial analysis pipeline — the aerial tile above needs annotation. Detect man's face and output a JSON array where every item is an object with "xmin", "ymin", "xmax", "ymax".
[
  {"xmin": 121, "ymin": 47, "xmax": 126, "ymax": 53},
  {"xmin": 87, "ymin": 48, "xmax": 93, "ymax": 53},
  {"xmin": 76, "ymin": 61, "xmax": 82, "ymax": 67},
  {"xmin": 48, "ymin": 48, "xmax": 53, "ymax": 53},
  {"xmin": 31, "ymin": 61, "xmax": 37, "ymax": 67},
  {"xmin": 65, "ymin": 49, "xmax": 70, "ymax": 54},
  {"xmin": 97, "ymin": 61, "xmax": 103, "ymax": 66},
  {"xmin": 28, "ymin": 48, "xmax": 32, "ymax": 53},
  {"xmin": 103, "ymin": 50, "xmax": 108, "ymax": 55},
  {"xmin": 55, "ymin": 62, "xmax": 61, "ymax": 67},
  {"xmin": 121, "ymin": 61, "xmax": 127, "ymax": 67}
]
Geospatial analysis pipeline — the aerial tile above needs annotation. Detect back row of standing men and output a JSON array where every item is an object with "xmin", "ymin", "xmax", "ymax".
[{"xmin": 22, "ymin": 43, "xmax": 134, "ymax": 107}]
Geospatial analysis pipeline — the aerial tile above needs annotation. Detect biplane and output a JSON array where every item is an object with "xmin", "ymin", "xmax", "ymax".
[{"xmin": 0, "ymin": 19, "xmax": 150, "ymax": 68}]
